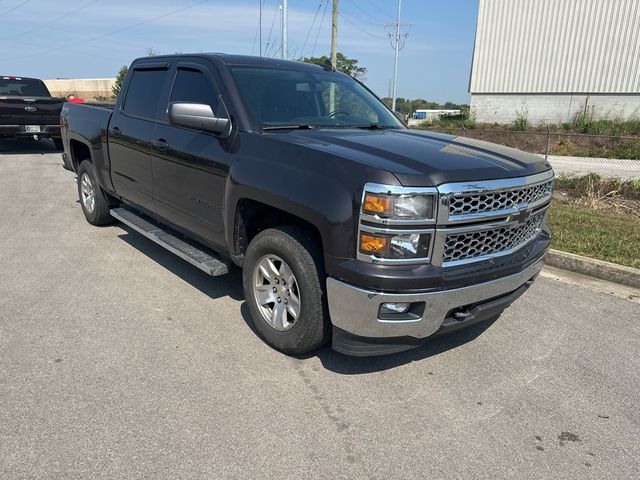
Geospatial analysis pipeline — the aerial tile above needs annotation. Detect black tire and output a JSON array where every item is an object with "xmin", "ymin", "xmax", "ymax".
[
  {"xmin": 52, "ymin": 138, "xmax": 63, "ymax": 151},
  {"xmin": 242, "ymin": 226, "xmax": 330, "ymax": 355},
  {"xmin": 77, "ymin": 160, "xmax": 113, "ymax": 226}
]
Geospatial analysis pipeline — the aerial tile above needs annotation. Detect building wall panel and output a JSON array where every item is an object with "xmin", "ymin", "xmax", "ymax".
[
  {"xmin": 471, "ymin": 93, "xmax": 640, "ymax": 124},
  {"xmin": 470, "ymin": 0, "xmax": 640, "ymax": 93}
]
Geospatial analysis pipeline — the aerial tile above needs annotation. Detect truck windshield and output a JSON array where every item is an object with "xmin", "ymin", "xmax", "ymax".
[
  {"xmin": 0, "ymin": 77, "xmax": 50, "ymax": 97},
  {"xmin": 230, "ymin": 66, "xmax": 403, "ymax": 130}
]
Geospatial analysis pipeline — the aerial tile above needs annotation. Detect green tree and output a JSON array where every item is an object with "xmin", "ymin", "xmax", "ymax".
[
  {"xmin": 300, "ymin": 52, "xmax": 367, "ymax": 79},
  {"xmin": 112, "ymin": 65, "xmax": 128, "ymax": 98}
]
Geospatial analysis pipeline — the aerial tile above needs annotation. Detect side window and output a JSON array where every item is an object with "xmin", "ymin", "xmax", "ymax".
[
  {"xmin": 122, "ymin": 68, "xmax": 169, "ymax": 120},
  {"xmin": 170, "ymin": 68, "xmax": 223, "ymax": 116}
]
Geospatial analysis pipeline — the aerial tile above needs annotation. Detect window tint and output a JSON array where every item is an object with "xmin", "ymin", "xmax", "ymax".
[
  {"xmin": 0, "ymin": 78, "xmax": 50, "ymax": 97},
  {"xmin": 170, "ymin": 69, "xmax": 221, "ymax": 115},
  {"xmin": 123, "ymin": 68, "xmax": 168, "ymax": 119}
]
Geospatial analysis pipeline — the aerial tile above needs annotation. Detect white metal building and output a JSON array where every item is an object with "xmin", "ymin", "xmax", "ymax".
[{"xmin": 469, "ymin": 0, "xmax": 640, "ymax": 125}]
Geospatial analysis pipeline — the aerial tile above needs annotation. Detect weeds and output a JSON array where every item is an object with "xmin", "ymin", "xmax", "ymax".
[
  {"xmin": 419, "ymin": 109, "xmax": 477, "ymax": 130},
  {"xmin": 512, "ymin": 107, "xmax": 529, "ymax": 131},
  {"xmin": 556, "ymin": 173, "xmax": 640, "ymax": 199}
]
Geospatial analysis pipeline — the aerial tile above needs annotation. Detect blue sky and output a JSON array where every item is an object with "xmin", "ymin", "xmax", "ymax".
[{"xmin": 0, "ymin": 0, "xmax": 479, "ymax": 103}]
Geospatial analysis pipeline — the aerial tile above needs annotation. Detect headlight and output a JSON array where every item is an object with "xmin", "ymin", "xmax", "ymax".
[
  {"xmin": 362, "ymin": 192, "xmax": 435, "ymax": 220},
  {"xmin": 359, "ymin": 231, "xmax": 431, "ymax": 259},
  {"xmin": 358, "ymin": 183, "xmax": 437, "ymax": 264}
]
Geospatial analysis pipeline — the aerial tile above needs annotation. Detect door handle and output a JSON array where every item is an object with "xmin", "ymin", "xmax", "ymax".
[
  {"xmin": 109, "ymin": 126, "xmax": 121, "ymax": 136},
  {"xmin": 152, "ymin": 138, "xmax": 169, "ymax": 150}
]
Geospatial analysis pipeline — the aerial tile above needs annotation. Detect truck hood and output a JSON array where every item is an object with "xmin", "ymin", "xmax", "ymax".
[{"xmin": 271, "ymin": 128, "xmax": 552, "ymax": 186}]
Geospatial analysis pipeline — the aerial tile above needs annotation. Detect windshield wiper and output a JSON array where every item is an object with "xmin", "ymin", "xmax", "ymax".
[
  {"xmin": 262, "ymin": 124, "xmax": 313, "ymax": 131},
  {"xmin": 351, "ymin": 123, "xmax": 396, "ymax": 130}
]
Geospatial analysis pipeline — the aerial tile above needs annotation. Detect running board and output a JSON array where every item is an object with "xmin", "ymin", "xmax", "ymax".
[{"xmin": 110, "ymin": 207, "xmax": 229, "ymax": 276}]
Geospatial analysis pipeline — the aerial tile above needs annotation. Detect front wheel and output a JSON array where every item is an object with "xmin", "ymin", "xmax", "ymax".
[{"xmin": 242, "ymin": 226, "xmax": 330, "ymax": 355}]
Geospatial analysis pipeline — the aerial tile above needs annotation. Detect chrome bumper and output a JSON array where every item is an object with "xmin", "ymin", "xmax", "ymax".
[{"xmin": 326, "ymin": 258, "xmax": 544, "ymax": 339}]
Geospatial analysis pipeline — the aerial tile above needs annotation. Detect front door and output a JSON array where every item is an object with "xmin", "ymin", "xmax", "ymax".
[{"xmin": 151, "ymin": 63, "xmax": 231, "ymax": 249}]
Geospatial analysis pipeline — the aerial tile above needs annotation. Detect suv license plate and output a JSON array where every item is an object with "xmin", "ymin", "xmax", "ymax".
[{"xmin": 25, "ymin": 125, "xmax": 41, "ymax": 133}]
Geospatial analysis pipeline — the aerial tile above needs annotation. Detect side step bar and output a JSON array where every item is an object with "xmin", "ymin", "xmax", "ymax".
[{"xmin": 110, "ymin": 207, "xmax": 229, "ymax": 277}]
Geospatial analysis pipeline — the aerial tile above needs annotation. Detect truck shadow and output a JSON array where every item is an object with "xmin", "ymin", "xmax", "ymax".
[
  {"xmin": 116, "ymin": 225, "xmax": 244, "ymax": 301},
  {"xmin": 310, "ymin": 318, "xmax": 498, "ymax": 374},
  {"xmin": 116, "ymin": 224, "xmax": 497, "ymax": 372},
  {"xmin": 240, "ymin": 302, "xmax": 499, "ymax": 374},
  {"xmin": 0, "ymin": 138, "xmax": 60, "ymax": 155}
]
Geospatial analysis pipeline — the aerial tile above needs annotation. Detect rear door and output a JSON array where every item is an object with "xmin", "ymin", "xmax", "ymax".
[
  {"xmin": 108, "ymin": 63, "xmax": 171, "ymax": 212},
  {"xmin": 151, "ymin": 61, "xmax": 231, "ymax": 248}
]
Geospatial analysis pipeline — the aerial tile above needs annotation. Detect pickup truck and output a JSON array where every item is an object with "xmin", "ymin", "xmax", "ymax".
[
  {"xmin": 60, "ymin": 54, "xmax": 554, "ymax": 357},
  {"xmin": 1, "ymin": 76, "xmax": 63, "ymax": 149}
]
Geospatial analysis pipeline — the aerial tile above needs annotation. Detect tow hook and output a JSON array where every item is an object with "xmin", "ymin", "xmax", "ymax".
[
  {"xmin": 451, "ymin": 308, "xmax": 472, "ymax": 321},
  {"xmin": 33, "ymin": 134, "xmax": 39, "ymax": 141}
]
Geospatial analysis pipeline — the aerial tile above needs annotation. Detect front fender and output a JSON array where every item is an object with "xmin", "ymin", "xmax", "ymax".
[{"xmin": 224, "ymin": 154, "xmax": 356, "ymax": 272}]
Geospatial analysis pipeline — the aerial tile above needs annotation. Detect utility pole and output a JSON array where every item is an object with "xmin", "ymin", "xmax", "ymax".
[
  {"xmin": 386, "ymin": 0, "xmax": 410, "ymax": 112},
  {"xmin": 391, "ymin": 0, "xmax": 401, "ymax": 111},
  {"xmin": 330, "ymin": 0, "xmax": 339, "ymax": 111},
  {"xmin": 330, "ymin": 0, "xmax": 338, "ymax": 67},
  {"xmin": 281, "ymin": 0, "xmax": 288, "ymax": 59}
]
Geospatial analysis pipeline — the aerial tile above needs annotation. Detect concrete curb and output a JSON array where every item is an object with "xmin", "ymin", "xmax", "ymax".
[{"xmin": 546, "ymin": 249, "xmax": 640, "ymax": 289}]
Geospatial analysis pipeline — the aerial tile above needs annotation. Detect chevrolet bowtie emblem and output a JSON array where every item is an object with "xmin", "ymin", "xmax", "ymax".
[{"xmin": 511, "ymin": 205, "xmax": 531, "ymax": 222}]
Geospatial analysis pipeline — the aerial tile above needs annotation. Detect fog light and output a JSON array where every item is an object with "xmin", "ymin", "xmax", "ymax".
[{"xmin": 380, "ymin": 302, "xmax": 411, "ymax": 314}]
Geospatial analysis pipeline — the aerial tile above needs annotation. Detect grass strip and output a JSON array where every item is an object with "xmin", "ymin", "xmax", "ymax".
[{"xmin": 548, "ymin": 204, "xmax": 640, "ymax": 269}]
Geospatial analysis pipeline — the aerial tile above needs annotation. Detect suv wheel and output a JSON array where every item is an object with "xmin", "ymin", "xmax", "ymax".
[{"xmin": 242, "ymin": 226, "xmax": 330, "ymax": 355}]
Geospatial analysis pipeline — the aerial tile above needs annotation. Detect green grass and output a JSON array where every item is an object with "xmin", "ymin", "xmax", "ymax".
[{"xmin": 548, "ymin": 204, "xmax": 640, "ymax": 268}]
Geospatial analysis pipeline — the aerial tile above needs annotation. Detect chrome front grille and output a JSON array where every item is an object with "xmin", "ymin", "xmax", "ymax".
[
  {"xmin": 432, "ymin": 170, "xmax": 555, "ymax": 267},
  {"xmin": 442, "ymin": 210, "xmax": 547, "ymax": 264},
  {"xmin": 448, "ymin": 179, "xmax": 553, "ymax": 217}
]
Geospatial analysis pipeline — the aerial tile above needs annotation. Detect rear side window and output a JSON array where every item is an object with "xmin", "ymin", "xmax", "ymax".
[
  {"xmin": 123, "ymin": 68, "xmax": 169, "ymax": 120},
  {"xmin": 170, "ymin": 68, "xmax": 221, "ymax": 115}
]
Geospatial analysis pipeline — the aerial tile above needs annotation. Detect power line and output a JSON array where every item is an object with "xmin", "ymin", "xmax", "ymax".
[
  {"xmin": 340, "ymin": 8, "xmax": 383, "ymax": 28},
  {"xmin": 0, "ymin": 0, "xmax": 30, "ymax": 17},
  {"xmin": 264, "ymin": 0, "xmax": 279, "ymax": 56},
  {"xmin": 4, "ymin": 0, "xmax": 100, "ymax": 41},
  {"xmin": 251, "ymin": 0, "xmax": 266, "ymax": 55},
  {"xmin": 301, "ymin": 0, "xmax": 324, "ymax": 58},
  {"xmin": 311, "ymin": 0, "xmax": 329, "ymax": 57},
  {"xmin": 343, "ymin": 0, "xmax": 387, "ymax": 25},
  {"xmin": 0, "ymin": 0, "xmax": 210, "ymax": 62},
  {"xmin": 339, "ymin": 12, "xmax": 386, "ymax": 40},
  {"xmin": 365, "ymin": 0, "xmax": 395, "ymax": 20}
]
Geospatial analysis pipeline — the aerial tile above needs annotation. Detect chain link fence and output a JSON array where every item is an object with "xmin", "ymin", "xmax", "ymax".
[{"xmin": 428, "ymin": 128, "xmax": 640, "ymax": 181}]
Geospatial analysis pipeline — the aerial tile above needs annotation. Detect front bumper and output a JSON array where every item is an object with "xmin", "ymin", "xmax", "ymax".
[
  {"xmin": 0, "ymin": 124, "xmax": 61, "ymax": 139},
  {"xmin": 327, "ymin": 257, "xmax": 544, "ymax": 356}
]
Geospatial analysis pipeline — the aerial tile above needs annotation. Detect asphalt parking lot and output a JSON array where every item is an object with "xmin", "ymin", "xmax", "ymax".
[{"xmin": 1, "ymin": 139, "xmax": 639, "ymax": 479}]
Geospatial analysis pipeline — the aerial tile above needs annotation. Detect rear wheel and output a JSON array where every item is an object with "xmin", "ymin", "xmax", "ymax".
[
  {"xmin": 77, "ymin": 160, "xmax": 113, "ymax": 226},
  {"xmin": 242, "ymin": 226, "xmax": 330, "ymax": 355}
]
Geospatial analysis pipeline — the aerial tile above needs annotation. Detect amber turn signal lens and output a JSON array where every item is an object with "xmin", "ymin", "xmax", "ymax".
[
  {"xmin": 363, "ymin": 193, "xmax": 392, "ymax": 215},
  {"xmin": 360, "ymin": 233, "xmax": 390, "ymax": 254}
]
